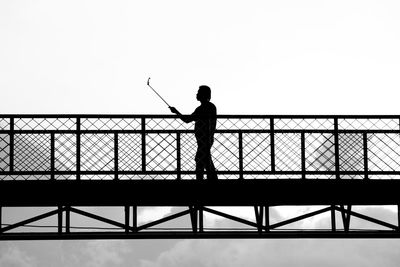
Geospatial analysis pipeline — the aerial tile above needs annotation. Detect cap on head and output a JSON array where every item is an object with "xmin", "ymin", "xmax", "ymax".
[{"xmin": 198, "ymin": 85, "xmax": 211, "ymax": 101}]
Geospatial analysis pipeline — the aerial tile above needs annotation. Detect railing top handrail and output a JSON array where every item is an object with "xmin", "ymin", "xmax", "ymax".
[{"xmin": 1, "ymin": 114, "xmax": 400, "ymax": 119}]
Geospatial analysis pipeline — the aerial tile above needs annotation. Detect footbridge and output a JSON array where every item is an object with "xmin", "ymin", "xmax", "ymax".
[{"xmin": 1, "ymin": 115, "xmax": 400, "ymax": 240}]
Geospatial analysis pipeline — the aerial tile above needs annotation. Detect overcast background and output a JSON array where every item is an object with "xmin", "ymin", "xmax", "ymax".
[{"xmin": 2, "ymin": 0, "xmax": 400, "ymax": 266}]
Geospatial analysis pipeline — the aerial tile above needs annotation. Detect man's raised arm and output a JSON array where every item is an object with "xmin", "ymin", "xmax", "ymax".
[{"xmin": 169, "ymin": 107, "xmax": 194, "ymax": 123}]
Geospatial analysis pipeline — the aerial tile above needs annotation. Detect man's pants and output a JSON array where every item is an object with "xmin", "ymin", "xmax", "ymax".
[{"xmin": 195, "ymin": 139, "xmax": 217, "ymax": 181}]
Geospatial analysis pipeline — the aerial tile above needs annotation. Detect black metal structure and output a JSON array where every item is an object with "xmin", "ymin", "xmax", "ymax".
[{"xmin": 1, "ymin": 114, "xmax": 400, "ymax": 240}]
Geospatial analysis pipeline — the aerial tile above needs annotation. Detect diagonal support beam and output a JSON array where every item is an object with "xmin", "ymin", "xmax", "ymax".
[
  {"xmin": 0, "ymin": 207, "xmax": 65, "ymax": 233},
  {"xmin": 69, "ymin": 207, "xmax": 134, "ymax": 231},
  {"xmin": 203, "ymin": 207, "xmax": 259, "ymax": 228},
  {"xmin": 339, "ymin": 205, "xmax": 351, "ymax": 232},
  {"xmin": 335, "ymin": 206, "xmax": 398, "ymax": 230},
  {"xmin": 269, "ymin": 207, "xmax": 332, "ymax": 230},
  {"xmin": 137, "ymin": 209, "xmax": 190, "ymax": 232},
  {"xmin": 189, "ymin": 206, "xmax": 198, "ymax": 233}
]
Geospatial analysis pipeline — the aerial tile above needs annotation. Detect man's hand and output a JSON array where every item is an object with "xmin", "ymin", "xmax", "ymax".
[{"xmin": 169, "ymin": 107, "xmax": 179, "ymax": 114}]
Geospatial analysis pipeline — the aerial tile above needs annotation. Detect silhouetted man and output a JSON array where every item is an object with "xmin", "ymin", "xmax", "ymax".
[{"xmin": 169, "ymin": 86, "xmax": 218, "ymax": 181}]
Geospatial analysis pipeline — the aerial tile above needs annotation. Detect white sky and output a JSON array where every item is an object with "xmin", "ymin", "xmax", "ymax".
[
  {"xmin": 1, "ymin": 0, "xmax": 400, "ymax": 114},
  {"xmin": 2, "ymin": 1, "xmax": 400, "ymax": 266}
]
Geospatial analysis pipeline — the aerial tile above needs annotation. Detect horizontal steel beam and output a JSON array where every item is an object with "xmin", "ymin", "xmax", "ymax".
[
  {"xmin": 1, "ymin": 180, "xmax": 400, "ymax": 206},
  {"xmin": 1, "ymin": 114, "xmax": 400, "ymax": 119},
  {"xmin": 1, "ymin": 231, "xmax": 400, "ymax": 240}
]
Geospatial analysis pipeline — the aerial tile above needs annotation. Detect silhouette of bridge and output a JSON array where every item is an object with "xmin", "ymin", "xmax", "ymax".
[{"xmin": 1, "ymin": 115, "xmax": 400, "ymax": 240}]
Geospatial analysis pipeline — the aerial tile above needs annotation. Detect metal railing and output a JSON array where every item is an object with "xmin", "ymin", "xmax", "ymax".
[{"xmin": 1, "ymin": 114, "xmax": 400, "ymax": 180}]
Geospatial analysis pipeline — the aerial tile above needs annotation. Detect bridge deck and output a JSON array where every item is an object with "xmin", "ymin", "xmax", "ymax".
[{"xmin": 1, "ymin": 179, "xmax": 399, "ymax": 206}]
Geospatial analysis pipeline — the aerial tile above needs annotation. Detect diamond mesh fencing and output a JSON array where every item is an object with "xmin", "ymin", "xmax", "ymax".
[
  {"xmin": 217, "ymin": 118, "xmax": 270, "ymax": 130},
  {"xmin": 181, "ymin": 133, "xmax": 197, "ymax": 171},
  {"xmin": 146, "ymin": 133, "xmax": 176, "ymax": 171},
  {"xmin": 338, "ymin": 133, "xmax": 364, "ymax": 172},
  {"xmin": 55, "ymin": 134, "xmax": 76, "ymax": 171},
  {"xmin": 81, "ymin": 118, "xmax": 141, "ymax": 130},
  {"xmin": 275, "ymin": 118, "xmax": 333, "ymax": 130},
  {"xmin": 338, "ymin": 118, "xmax": 399, "ymax": 130},
  {"xmin": 0, "ymin": 116, "xmax": 400, "ymax": 180},
  {"xmin": 14, "ymin": 118, "xmax": 76, "ymax": 130},
  {"xmin": 0, "ymin": 118, "xmax": 10, "ymax": 130},
  {"xmin": 368, "ymin": 134, "xmax": 400, "ymax": 172},
  {"xmin": 0, "ymin": 134, "xmax": 10, "ymax": 171},
  {"xmin": 14, "ymin": 134, "xmax": 51, "ymax": 172},
  {"xmin": 119, "ymin": 134, "xmax": 142, "ymax": 171},
  {"xmin": 275, "ymin": 133, "xmax": 302, "ymax": 171},
  {"xmin": 305, "ymin": 133, "xmax": 335, "ymax": 172},
  {"xmin": 146, "ymin": 118, "xmax": 192, "ymax": 131},
  {"xmin": 81, "ymin": 134, "xmax": 114, "ymax": 171},
  {"xmin": 243, "ymin": 133, "xmax": 271, "ymax": 172},
  {"xmin": 212, "ymin": 133, "xmax": 239, "ymax": 172}
]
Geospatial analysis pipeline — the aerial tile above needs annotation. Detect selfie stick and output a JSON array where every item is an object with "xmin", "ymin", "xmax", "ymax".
[{"xmin": 146, "ymin": 77, "xmax": 171, "ymax": 108}]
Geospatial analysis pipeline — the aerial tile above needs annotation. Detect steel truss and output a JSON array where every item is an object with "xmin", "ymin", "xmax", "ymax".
[{"xmin": 1, "ymin": 204, "xmax": 400, "ymax": 240}]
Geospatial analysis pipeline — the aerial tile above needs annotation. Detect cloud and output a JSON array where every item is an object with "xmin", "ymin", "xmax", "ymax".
[
  {"xmin": 83, "ymin": 240, "xmax": 130, "ymax": 267},
  {"xmin": 139, "ymin": 207, "xmax": 174, "ymax": 224},
  {"xmin": 0, "ymin": 245, "xmax": 36, "ymax": 267},
  {"xmin": 61, "ymin": 240, "xmax": 130, "ymax": 267},
  {"xmin": 139, "ymin": 238, "xmax": 400, "ymax": 267}
]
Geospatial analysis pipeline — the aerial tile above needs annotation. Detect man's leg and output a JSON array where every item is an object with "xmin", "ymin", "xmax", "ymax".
[
  {"xmin": 207, "ymin": 139, "xmax": 217, "ymax": 180},
  {"xmin": 195, "ymin": 147, "xmax": 205, "ymax": 180},
  {"xmin": 205, "ymin": 149, "xmax": 217, "ymax": 180}
]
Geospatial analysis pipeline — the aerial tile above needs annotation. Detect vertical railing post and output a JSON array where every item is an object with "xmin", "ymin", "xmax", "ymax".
[
  {"xmin": 65, "ymin": 206, "xmax": 70, "ymax": 234},
  {"xmin": 141, "ymin": 118, "xmax": 146, "ymax": 173},
  {"xmin": 124, "ymin": 206, "xmax": 130, "ymax": 233},
  {"xmin": 265, "ymin": 205, "xmax": 270, "ymax": 232},
  {"xmin": 176, "ymin": 132, "xmax": 181, "ymax": 180},
  {"xmin": 132, "ymin": 205, "xmax": 137, "ymax": 232},
  {"xmin": 76, "ymin": 117, "xmax": 81, "ymax": 181},
  {"xmin": 345, "ymin": 205, "xmax": 352, "ymax": 232},
  {"xmin": 398, "ymin": 204, "xmax": 400, "ymax": 233},
  {"xmin": 238, "ymin": 131, "xmax": 243, "ymax": 179},
  {"xmin": 199, "ymin": 207, "xmax": 204, "ymax": 233},
  {"xmin": 270, "ymin": 118, "xmax": 275, "ymax": 173},
  {"xmin": 363, "ymin": 132, "xmax": 369, "ymax": 180},
  {"xmin": 189, "ymin": 206, "xmax": 198, "ymax": 233},
  {"xmin": 334, "ymin": 118, "xmax": 340, "ymax": 179},
  {"xmin": 0, "ymin": 206, "xmax": 2, "ymax": 233},
  {"xmin": 340, "ymin": 205, "xmax": 351, "ymax": 232},
  {"xmin": 9, "ymin": 117, "xmax": 14, "ymax": 173},
  {"xmin": 254, "ymin": 206, "xmax": 263, "ymax": 233},
  {"xmin": 331, "ymin": 205, "xmax": 336, "ymax": 232},
  {"xmin": 50, "ymin": 132, "xmax": 55, "ymax": 180},
  {"xmin": 58, "ymin": 205, "xmax": 63, "ymax": 234},
  {"xmin": 301, "ymin": 131, "xmax": 306, "ymax": 179},
  {"xmin": 114, "ymin": 133, "xmax": 119, "ymax": 180}
]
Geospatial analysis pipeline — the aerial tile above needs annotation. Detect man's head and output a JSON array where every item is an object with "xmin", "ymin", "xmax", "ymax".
[{"xmin": 196, "ymin": 85, "xmax": 211, "ymax": 102}]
